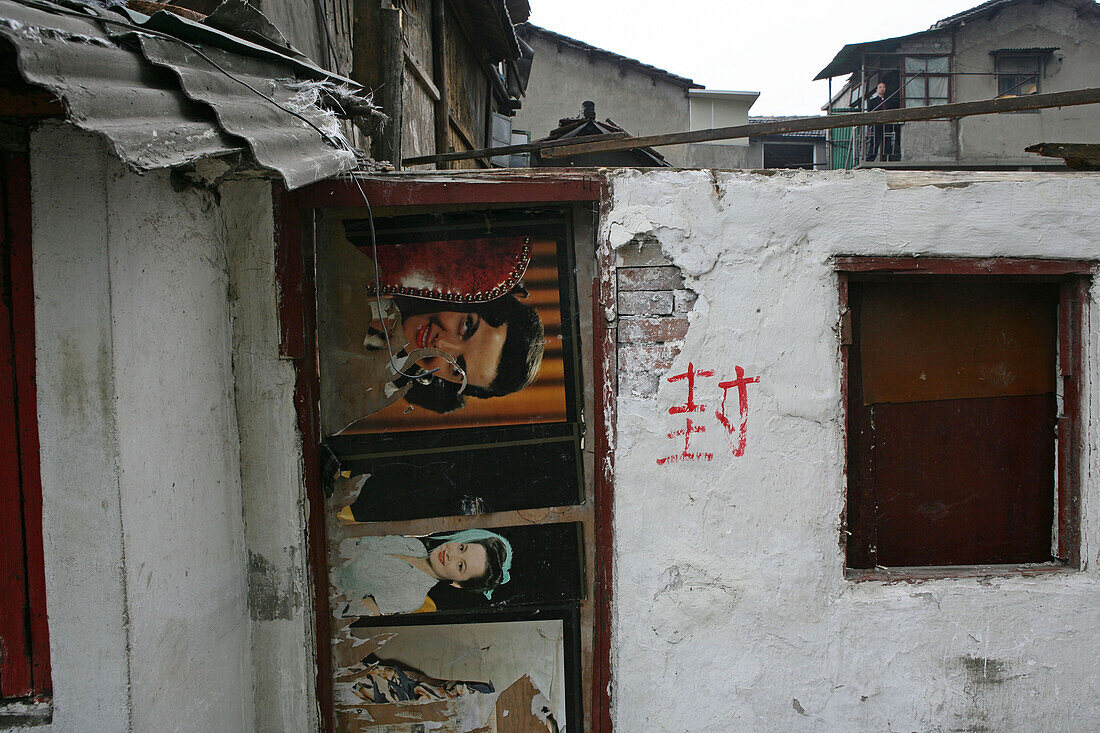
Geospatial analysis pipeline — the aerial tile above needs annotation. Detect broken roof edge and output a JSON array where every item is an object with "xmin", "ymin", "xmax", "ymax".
[
  {"xmin": 1, "ymin": 0, "xmax": 374, "ymax": 189},
  {"xmin": 813, "ymin": 28, "xmax": 940, "ymax": 80},
  {"xmin": 519, "ymin": 23, "xmax": 702, "ymax": 89}
]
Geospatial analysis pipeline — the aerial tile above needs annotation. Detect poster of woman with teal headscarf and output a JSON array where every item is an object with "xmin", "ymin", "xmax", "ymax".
[{"xmin": 332, "ymin": 523, "xmax": 584, "ymax": 617}]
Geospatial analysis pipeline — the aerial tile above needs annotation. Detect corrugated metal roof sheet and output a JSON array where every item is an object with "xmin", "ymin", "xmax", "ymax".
[
  {"xmin": 137, "ymin": 35, "xmax": 354, "ymax": 189},
  {"xmin": 0, "ymin": 0, "xmax": 371, "ymax": 188},
  {"xmin": 0, "ymin": 0, "xmax": 242, "ymax": 168}
]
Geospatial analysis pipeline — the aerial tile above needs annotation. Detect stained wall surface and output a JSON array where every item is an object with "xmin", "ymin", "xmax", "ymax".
[
  {"xmin": 23, "ymin": 124, "xmax": 315, "ymax": 732},
  {"xmin": 604, "ymin": 168, "xmax": 1100, "ymax": 731}
]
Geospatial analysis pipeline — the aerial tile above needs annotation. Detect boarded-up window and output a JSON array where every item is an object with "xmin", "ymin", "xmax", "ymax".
[{"xmin": 841, "ymin": 265, "xmax": 1089, "ymax": 570}]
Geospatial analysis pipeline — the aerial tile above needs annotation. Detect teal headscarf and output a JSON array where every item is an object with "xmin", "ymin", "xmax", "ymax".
[{"xmin": 434, "ymin": 529, "xmax": 513, "ymax": 599}]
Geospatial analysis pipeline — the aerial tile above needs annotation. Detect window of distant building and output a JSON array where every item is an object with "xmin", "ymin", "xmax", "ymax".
[
  {"xmin": 902, "ymin": 56, "xmax": 950, "ymax": 107},
  {"xmin": 995, "ymin": 52, "xmax": 1046, "ymax": 97},
  {"xmin": 837, "ymin": 258, "xmax": 1090, "ymax": 576}
]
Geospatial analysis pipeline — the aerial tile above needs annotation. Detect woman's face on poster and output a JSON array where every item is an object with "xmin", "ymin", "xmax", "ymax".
[
  {"xmin": 428, "ymin": 541, "xmax": 488, "ymax": 584},
  {"xmin": 402, "ymin": 310, "xmax": 507, "ymax": 389}
]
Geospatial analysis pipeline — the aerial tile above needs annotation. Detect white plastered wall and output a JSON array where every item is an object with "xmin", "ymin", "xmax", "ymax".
[
  {"xmin": 26, "ymin": 123, "xmax": 315, "ymax": 732},
  {"xmin": 604, "ymin": 168, "xmax": 1100, "ymax": 732}
]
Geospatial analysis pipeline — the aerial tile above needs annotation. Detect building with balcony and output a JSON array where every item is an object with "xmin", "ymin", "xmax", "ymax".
[{"xmin": 816, "ymin": 0, "xmax": 1100, "ymax": 169}]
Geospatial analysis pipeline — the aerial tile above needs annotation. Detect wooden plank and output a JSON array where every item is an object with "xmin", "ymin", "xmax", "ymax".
[
  {"xmin": 405, "ymin": 48, "xmax": 441, "ymax": 101},
  {"xmin": 8, "ymin": 153, "xmax": 49, "ymax": 693},
  {"xmin": 431, "ymin": 0, "xmax": 451, "ymax": 168},
  {"xmin": 592, "ymin": 186, "xmax": 616, "ymax": 733},
  {"xmin": 1025, "ymin": 142, "xmax": 1100, "ymax": 170},
  {"xmin": 0, "ymin": 293, "xmax": 31, "ymax": 699},
  {"xmin": 859, "ymin": 281, "xmax": 1057, "ymax": 405},
  {"xmin": 404, "ymin": 131, "xmax": 630, "ymax": 166},
  {"xmin": 380, "ymin": 5, "xmax": 404, "ymax": 169},
  {"xmin": 294, "ymin": 174, "xmax": 601, "ymax": 210},
  {"xmin": 835, "ymin": 256, "xmax": 1095, "ymax": 276},
  {"xmin": 542, "ymin": 86, "xmax": 1100, "ymax": 159},
  {"xmin": 871, "ymin": 394, "xmax": 1056, "ymax": 567},
  {"xmin": 406, "ymin": 86, "xmax": 1100, "ymax": 165},
  {"xmin": 0, "ymin": 153, "xmax": 33, "ymax": 698}
]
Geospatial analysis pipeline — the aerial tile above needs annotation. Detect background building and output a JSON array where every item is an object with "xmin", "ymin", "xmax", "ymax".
[{"xmin": 818, "ymin": 0, "xmax": 1100, "ymax": 169}]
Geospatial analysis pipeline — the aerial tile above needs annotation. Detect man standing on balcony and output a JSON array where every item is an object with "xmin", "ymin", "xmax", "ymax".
[{"xmin": 866, "ymin": 82, "xmax": 895, "ymax": 161}]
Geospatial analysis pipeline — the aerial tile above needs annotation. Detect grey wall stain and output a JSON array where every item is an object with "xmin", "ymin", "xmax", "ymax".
[
  {"xmin": 951, "ymin": 656, "xmax": 1019, "ymax": 732},
  {"xmin": 248, "ymin": 550, "xmax": 303, "ymax": 621},
  {"xmin": 960, "ymin": 656, "xmax": 1010, "ymax": 685}
]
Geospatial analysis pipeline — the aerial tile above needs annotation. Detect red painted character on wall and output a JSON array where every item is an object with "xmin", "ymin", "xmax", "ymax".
[{"xmin": 657, "ymin": 362, "xmax": 760, "ymax": 465}]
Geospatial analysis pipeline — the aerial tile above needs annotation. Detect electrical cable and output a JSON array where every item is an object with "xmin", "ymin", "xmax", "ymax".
[
  {"xmin": 22, "ymin": 0, "xmax": 347, "ymax": 146},
  {"xmin": 348, "ymin": 172, "xmax": 468, "ymax": 392}
]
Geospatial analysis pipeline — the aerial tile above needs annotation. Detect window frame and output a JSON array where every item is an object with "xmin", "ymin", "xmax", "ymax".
[
  {"xmin": 901, "ymin": 55, "xmax": 951, "ymax": 107},
  {"xmin": 0, "ymin": 152, "xmax": 51, "ymax": 702},
  {"xmin": 995, "ymin": 53, "xmax": 1044, "ymax": 98},
  {"xmin": 836, "ymin": 257, "xmax": 1091, "ymax": 580},
  {"xmin": 276, "ymin": 174, "xmax": 614, "ymax": 733}
]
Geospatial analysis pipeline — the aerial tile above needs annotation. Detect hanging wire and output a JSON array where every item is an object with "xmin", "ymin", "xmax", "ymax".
[
  {"xmin": 23, "ymin": 0, "xmax": 347, "ymax": 146},
  {"xmin": 348, "ymin": 173, "xmax": 468, "ymax": 392},
  {"xmin": 31, "ymin": 0, "xmax": 466, "ymax": 389}
]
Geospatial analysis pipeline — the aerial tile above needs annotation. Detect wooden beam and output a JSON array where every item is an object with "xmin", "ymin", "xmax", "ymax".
[
  {"xmin": 403, "ymin": 130, "xmax": 630, "ymax": 166},
  {"xmin": 1025, "ymin": 142, "xmax": 1100, "ymax": 171},
  {"xmin": 379, "ymin": 4, "xmax": 404, "ymax": 169},
  {"xmin": 402, "ymin": 86, "xmax": 1100, "ymax": 165},
  {"xmin": 403, "ymin": 48, "xmax": 440, "ymax": 102},
  {"xmin": 542, "ymin": 86, "xmax": 1100, "ymax": 159},
  {"xmin": 430, "ymin": 0, "xmax": 451, "ymax": 169}
]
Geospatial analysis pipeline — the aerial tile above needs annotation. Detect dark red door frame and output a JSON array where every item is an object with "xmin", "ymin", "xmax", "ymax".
[
  {"xmin": 0, "ymin": 153, "xmax": 51, "ymax": 700},
  {"xmin": 274, "ymin": 173, "xmax": 614, "ymax": 733},
  {"xmin": 836, "ymin": 256, "xmax": 1091, "ymax": 577}
]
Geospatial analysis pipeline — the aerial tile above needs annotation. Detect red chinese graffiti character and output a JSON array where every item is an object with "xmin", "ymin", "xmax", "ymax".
[
  {"xmin": 658, "ymin": 363, "xmax": 714, "ymax": 465},
  {"xmin": 657, "ymin": 418, "xmax": 712, "ymax": 465},
  {"xmin": 715, "ymin": 365, "xmax": 760, "ymax": 457},
  {"xmin": 667, "ymin": 362, "xmax": 714, "ymax": 415}
]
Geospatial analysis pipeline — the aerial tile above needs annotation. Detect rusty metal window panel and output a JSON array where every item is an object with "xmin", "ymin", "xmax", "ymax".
[{"xmin": 838, "ymin": 260, "xmax": 1091, "ymax": 574}]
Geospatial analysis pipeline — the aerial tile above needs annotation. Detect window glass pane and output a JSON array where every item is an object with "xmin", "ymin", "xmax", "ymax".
[
  {"xmin": 903, "ymin": 76, "xmax": 927, "ymax": 106},
  {"xmin": 926, "ymin": 56, "xmax": 949, "ymax": 73},
  {"xmin": 928, "ymin": 76, "xmax": 949, "ymax": 100},
  {"xmin": 904, "ymin": 57, "xmax": 926, "ymax": 73}
]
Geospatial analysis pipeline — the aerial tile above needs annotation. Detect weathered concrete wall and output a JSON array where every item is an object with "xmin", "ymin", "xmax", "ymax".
[
  {"xmin": 604, "ymin": 168, "xmax": 1100, "ymax": 731},
  {"xmin": 685, "ymin": 143, "xmax": 756, "ymax": 170},
  {"xmin": 28, "ymin": 123, "xmax": 132, "ymax": 733},
  {"xmin": 224, "ymin": 182, "xmax": 319, "ymax": 732},
  {"xmin": 23, "ymin": 124, "xmax": 314, "ymax": 731},
  {"xmin": 513, "ymin": 32, "xmax": 693, "ymax": 166}
]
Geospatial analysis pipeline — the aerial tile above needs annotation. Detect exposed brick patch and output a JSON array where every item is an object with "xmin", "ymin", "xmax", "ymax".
[
  {"xmin": 619, "ymin": 344, "xmax": 680, "ymax": 373},
  {"xmin": 616, "ymin": 239, "xmax": 671, "ymax": 267},
  {"xmin": 613, "ymin": 256, "xmax": 695, "ymax": 397},
  {"xmin": 618, "ymin": 290, "xmax": 674, "ymax": 316},
  {"xmin": 617, "ymin": 266, "xmax": 684, "ymax": 291},
  {"xmin": 618, "ymin": 316, "xmax": 690, "ymax": 344},
  {"xmin": 618, "ymin": 344, "xmax": 682, "ymax": 397},
  {"xmin": 673, "ymin": 289, "xmax": 697, "ymax": 313}
]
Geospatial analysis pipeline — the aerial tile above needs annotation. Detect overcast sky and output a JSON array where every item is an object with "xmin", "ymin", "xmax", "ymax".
[{"xmin": 528, "ymin": 0, "xmax": 984, "ymax": 116}]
